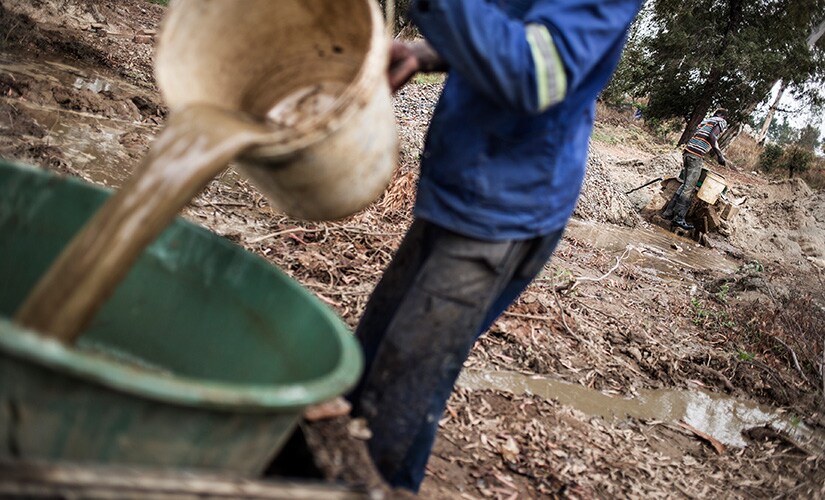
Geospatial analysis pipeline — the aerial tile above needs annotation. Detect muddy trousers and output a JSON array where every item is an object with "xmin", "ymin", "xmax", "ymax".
[
  {"xmin": 348, "ymin": 218, "xmax": 564, "ymax": 492},
  {"xmin": 663, "ymin": 153, "xmax": 704, "ymax": 220}
]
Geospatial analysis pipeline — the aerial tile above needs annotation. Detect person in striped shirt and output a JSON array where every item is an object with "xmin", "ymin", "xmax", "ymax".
[{"xmin": 663, "ymin": 109, "xmax": 729, "ymax": 230}]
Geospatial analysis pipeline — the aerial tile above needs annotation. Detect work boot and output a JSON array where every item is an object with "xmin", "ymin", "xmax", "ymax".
[
  {"xmin": 661, "ymin": 197, "xmax": 677, "ymax": 219},
  {"xmin": 671, "ymin": 217, "xmax": 694, "ymax": 231}
]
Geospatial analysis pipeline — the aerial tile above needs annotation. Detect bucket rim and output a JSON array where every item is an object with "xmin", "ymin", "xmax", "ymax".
[
  {"xmin": 0, "ymin": 315, "xmax": 362, "ymax": 412},
  {"xmin": 156, "ymin": 0, "xmax": 390, "ymax": 162}
]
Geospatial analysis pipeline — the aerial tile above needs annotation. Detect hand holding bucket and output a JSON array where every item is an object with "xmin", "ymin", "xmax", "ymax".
[{"xmin": 155, "ymin": 0, "xmax": 399, "ymax": 221}]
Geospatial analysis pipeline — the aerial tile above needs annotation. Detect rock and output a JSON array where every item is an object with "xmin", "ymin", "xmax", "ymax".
[
  {"xmin": 303, "ymin": 397, "xmax": 352, "ymax": 422},
  {"xmin": 673, "ymin": 227, "xmax": 691, "ymax": 238},
  {"xmin": 617, "ymin": 158, "xmax": 645, "ymax": 167},
  {"xmin": 807, "ymin": 256, "xmax": 825, "ymax": 270},
  {"xmin": 347, "ymin": 418, "xmax": 373, "ymax": 441},
  {"xmin": 706, "ymin": 205, "xmax": 723, "ymax": 230},
  {"xmin": 719, "ymin": 202, "xmax": 740, "ymax": 221}
]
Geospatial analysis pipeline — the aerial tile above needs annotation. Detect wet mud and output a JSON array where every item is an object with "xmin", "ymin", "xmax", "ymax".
[
  {"xmin": 0, "ymin": 1, "xmax": 823, "ymax": 498},
  {"xmin": 567, "ymin": 219, "xmax": 738, "ymax": 280},
  {"xmin": 459, "ymin": 370, "xmax": 824, "ymax": 453}
]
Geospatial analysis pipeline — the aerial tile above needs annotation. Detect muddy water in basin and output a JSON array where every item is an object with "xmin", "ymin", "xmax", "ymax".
[
  {"xmin": 15, "ymin": 105, "xmax": 272, "ymax": 342},
  {"xmin": 459, "ymin": 370, "xmax": 824, "ymax": 453},
  {"xmin": 6, "ymin": 43, "xmax": 357, "ymax": 343}
]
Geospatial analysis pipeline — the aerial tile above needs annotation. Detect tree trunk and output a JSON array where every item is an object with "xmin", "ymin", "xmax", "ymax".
[
  {"xmin": 718, "ymin": 100, "xmax": 759, "ymax": 150},
  {"xmin": 756, "ymin": 80, "xmax": 788, "ymax": 144},
  {"xmin": 718, "ymin": 123, "xmax": 742, "ymax": 150},
  {"xmin": 677, "ymin": 0, "xmax": 744, "ymax": 146},
  {"xmin": 808, "ymin": 19, "xmax": 825, "ymax": 48},
  {"xmin": 718, "ymin": 118, "xmax": 751, "ymax": 151},
  {"xmin": 754, "ymin": 21, "xmax": 825, "ymax": 145},
  {"xmin": 678, "ymin": 83, "xmax": 716, "ymax": 145}
]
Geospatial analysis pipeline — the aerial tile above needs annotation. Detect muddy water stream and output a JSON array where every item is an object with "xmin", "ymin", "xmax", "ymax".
[
  {"xmin": 20, "ymin": 101, "xmax": 157, "ymax": 186},
  {"xmin": 459, "ymin": 370, "xmax": 824, "ymax": 453},
  {"xmin": 483, "ymin": 223, "xmax": 824, "ymax": 452},
  {"xmin": 566, "ymin": 219, "xmax": 738, "ymax": 280}
]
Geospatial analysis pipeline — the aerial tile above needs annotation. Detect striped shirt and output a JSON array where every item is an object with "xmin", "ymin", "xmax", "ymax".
[{"xmin": 686, "ymin": 116, "xmax": 728, "ymax": 157}]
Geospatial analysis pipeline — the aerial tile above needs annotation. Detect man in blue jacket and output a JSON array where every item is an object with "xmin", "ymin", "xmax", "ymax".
[{"xmin": 349, "ymin": 0, "xmax": 642, "ymax": 492}]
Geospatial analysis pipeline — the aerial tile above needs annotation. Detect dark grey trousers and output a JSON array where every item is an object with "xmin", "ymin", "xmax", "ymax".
[
  {"xmin": 663, "ymin": 153, "xmax": 704, "ymax": 219},
  {"xmin": 348, "ymin": 218, "xmax": 563, "ymax": 491}
]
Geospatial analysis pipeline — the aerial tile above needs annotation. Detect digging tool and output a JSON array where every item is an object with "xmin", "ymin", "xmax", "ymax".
[{"xmin": 625, "ymin": 177, "xmax": 663, "ymax": 195}]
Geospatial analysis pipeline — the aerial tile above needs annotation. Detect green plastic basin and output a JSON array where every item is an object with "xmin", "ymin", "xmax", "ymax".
[{"xmin": 0, "ymin": 160, "xmax": 362, "ymax": 475}]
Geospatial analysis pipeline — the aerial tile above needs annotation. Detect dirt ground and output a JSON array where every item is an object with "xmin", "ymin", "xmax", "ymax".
[{"xmin": 1, "ymin": 1, "xmax": 824, "ymax": 498}]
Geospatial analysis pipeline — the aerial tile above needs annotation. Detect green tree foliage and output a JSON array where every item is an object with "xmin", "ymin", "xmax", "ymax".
[
  {"xmin": 758, "ymin": 143, "xmax": 785, "ymax": 172},
  {"xmin": 784, "ymin": 146, "xmax": 816, "ymax": 177},
  {"xmin": 797, "ymin": 124, "xmax": 823, "ymax": 151},
  {"xmin": 601, "ymin": 7, "xmax": 655, "ymax": 106},
  {"xmin": 767, "ymin": 117, "xmax": 801, "ymax": 145},
  {"xmin": 759, "ymin": 143, "xmax": 816, "ymax": 178},
  {"xmin": 764, "ymin": 118, "xmax": 824, "ymax": 151},
  {"xmin": 607, "ymin": 0, "xmax": 825, "ymax": 144}
]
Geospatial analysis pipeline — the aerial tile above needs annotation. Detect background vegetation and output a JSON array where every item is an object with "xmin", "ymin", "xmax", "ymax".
[{"xmin": 604, "ymin": 0, "xmax": 825, "ymax": 149}]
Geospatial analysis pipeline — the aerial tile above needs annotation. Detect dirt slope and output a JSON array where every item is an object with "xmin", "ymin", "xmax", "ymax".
[{"xmin": 1, "ymin": 1, "xmax": 823, "ymax": 498}]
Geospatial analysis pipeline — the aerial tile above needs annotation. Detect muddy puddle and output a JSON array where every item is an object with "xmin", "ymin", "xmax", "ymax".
[
  {"xmin": 17, "ymin": 101, "xmax": 157, "ymax": 186},
  {"xmin": 459, "ymin": 370, "xmax": 824, "ymax": 454},
  {"xmin": 566, "ymin": 219, "xmax": 738, "ymax": 280},
  {"xmin": 0, "ymin": 54, "xmax": 148, "ymax": 96},
  {"xmin": 0, "ymin": 54, "xmax": 159, "ymax": 186}
]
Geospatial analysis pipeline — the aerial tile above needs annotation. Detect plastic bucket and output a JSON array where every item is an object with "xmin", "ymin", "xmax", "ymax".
[
  {"xmin": 155, "ymin": 0, "xmax": 398, "ymax": 221},
  {"xmin": 0, "ymin": 160, "xmax": 362, "ymax": 474},
  {"xmin": 696, "ymin": 170, "xmax": 727, "ymax": 204}
]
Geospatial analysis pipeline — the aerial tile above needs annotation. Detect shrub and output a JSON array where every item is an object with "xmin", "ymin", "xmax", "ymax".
[
  {"xmin": 758, "ymin": 144, "xmax": 817, "ymax": 179},
  {"xmin": 800, "ymin": 160, "xmax": 825, "ymax": 191},
  {"xmin": 782, "ymin": 145, "xmax": 815, "ymax": 178},
  {"xmin": 758, "ymin": 143, "xmax": 785, "ymax": 173},
  {"xmin": 595, "ymin": 100, "xmax": 639, "ymax": 126},
  {"xmin": 735, "ymin": 293, "xmax": 825, "ymax": 388}
]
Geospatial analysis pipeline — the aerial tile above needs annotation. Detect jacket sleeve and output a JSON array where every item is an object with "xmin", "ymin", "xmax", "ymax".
[{"xmin": 409, "ymin": 0, "xmax": 641, "ymax": 115}]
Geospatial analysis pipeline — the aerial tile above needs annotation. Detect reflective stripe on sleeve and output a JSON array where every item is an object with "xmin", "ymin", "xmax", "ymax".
[{"xmin": 526, "ymin": 23, "xmax": 567, "ymax": 111}]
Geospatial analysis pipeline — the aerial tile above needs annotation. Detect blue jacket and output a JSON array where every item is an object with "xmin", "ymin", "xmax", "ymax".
[{"xmin": 410, "ymin": 0, "xmax": 642, "ymax": 240}]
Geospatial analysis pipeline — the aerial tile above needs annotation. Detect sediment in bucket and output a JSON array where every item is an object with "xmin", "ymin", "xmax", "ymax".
[
  {"xmin": 0, "ymin": 160, "xmax": 362, "ymax": 474},
  {"xmin": 155, "ymin": 0, "xmax": 398, "ymax": 221}
]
